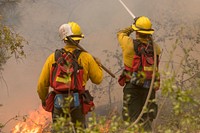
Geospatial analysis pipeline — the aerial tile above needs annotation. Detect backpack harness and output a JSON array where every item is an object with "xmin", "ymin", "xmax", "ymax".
[
  {"xmin": 44, "ymin": 48, "xmax": 94, "ymax": 114},
  {"xmin": 50, "ymin": 48, "xmax": 84, "ymax": 93},
  {"xmin": 130, "ymin": 39, "xmax": 160, "ymax": 89},
  {"xmin": 118, "ymin": 39, "xmax": 160, "ymax": 89}
]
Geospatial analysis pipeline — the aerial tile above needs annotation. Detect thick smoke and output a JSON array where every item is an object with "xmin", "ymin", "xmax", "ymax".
[{"xmin": 0, "ymin": 0, "xmax": 200, "ymax": 131}]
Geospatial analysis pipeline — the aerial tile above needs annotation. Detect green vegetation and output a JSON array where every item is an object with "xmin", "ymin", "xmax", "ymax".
[
  {"xmin": 0, "ymin": 18, "xmax": 26, "ymax": 71},
  {"xmin": 0, "ymin": 0, "xmax": 26, "ymax": 72},
  {"xmin": 0, "ymin": 1, "xmax": 26, "ymax": 131}
]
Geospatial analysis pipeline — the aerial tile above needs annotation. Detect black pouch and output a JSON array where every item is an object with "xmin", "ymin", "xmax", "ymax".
[
  {"xmin": 43, "ymin": 91, "xmax": 56, "ymax": 112},
  {"xmin": 81, "ymin": 90, "xmax": 93, "ymax": 104},
  {"xmin": 81, "ymin": 90, "xmax": 95, "ymax": 114}
]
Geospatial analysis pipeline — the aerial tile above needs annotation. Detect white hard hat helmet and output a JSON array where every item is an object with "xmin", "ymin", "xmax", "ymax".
[{"xmin": 58, "ymin": 22, "xmax": 84, "ymax": 41}]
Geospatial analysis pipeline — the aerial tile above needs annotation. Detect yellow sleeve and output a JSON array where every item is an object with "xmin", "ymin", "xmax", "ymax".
[
  {"xmin": 88, "ymin": 55, "xmax": 103, "ymax": 84},
  {"xmin": 78, "ymin": 52, "xmax": 103, "ymax": 85},
  {"xmin": 37, "ymin": 53, "xmax": 55, "ymax": 102},
  {"xmin": 117, "ymin": 26, "xmax": 134, "ymax": 50},
  {"xmin": 117, "ymin": 26, "xmax": 135, "ymax": 68}
]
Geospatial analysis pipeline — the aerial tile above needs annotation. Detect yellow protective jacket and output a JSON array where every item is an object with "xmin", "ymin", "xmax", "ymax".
[
  {"xmin": 37, "ymin": 44, "xmax": 103, "ymax": 102},
  {"xmin": 117, "ymin": 26, "xmax": 161, "ymax": 68}
]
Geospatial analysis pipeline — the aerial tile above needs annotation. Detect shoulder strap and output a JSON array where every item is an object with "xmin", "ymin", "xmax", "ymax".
[
  {"xmin": 55, "ymin": 48, "xmax": 80, "ymax": 62},
  {"xmin": 73, "ymin": 49, "xmax": 82, "ymax": 60},
  {"xmin": 54, "ymin": 49, "xmax": 63, "ymax": 61},
  {"xmin": 133, "ymin": 39, "xmax": 142, "ymax": 56},
  {"xmin": 133, "ymin": 39, "xmax": 151, "ymax": 56},
  {"xmin": 72, "ymin": 49, "xmax": 82, "ymax": 91},
  {"xmin": 71, "ymin": 49, "xmax": 82, "ymax": 72}
]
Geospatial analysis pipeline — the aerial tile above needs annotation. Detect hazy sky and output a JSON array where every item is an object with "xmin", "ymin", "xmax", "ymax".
[{"xmin": 0, "ymin": 0, "xmax": 200, "ymax": 131}]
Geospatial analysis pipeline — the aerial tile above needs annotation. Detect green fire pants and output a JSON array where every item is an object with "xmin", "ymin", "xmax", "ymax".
[{"xmin": 122, "ymin": 82, "xmax": 158, "ymax": 131}]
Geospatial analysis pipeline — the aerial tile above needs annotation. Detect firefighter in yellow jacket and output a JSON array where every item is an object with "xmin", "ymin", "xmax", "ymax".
[
  {"xmin": 37, "ymin": 22, "xmax": 103, "ymax": 129},
  {"xmin": 117, "ymin": 16, "xmax": 161, "ymax": 131}
]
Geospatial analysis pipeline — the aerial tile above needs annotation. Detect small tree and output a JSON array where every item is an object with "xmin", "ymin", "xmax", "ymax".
[{"xmin": 0, "ymin": 16, "xmax": 26, "ymax": 71}]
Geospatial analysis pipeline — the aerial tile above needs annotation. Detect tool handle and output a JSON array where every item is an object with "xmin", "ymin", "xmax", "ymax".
[
  {"xmin": 100, "ymin": 64, "xmax": 116, "ymax": 78},
  {"xmin": 118, "ymin": 0, "xmax": 136, "ymax": 19},
  {"xmin": 67, "ymin": 37, "xmax": 116, "ymax": 78}
]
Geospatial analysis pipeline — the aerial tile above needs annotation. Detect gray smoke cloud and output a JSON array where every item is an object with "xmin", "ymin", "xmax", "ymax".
[{"xmin": 0, "ymin": 0, "xmax": 200, "ymax": 131}]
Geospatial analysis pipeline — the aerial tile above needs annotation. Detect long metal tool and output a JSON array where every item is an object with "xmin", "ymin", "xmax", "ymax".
[
  {"xmin": 118, "ymin": 0, "xmax": 135, "ymax": 19},
  {"xmin": 67, "ymin": 36, "xmax": 116, "ymax": 78}
]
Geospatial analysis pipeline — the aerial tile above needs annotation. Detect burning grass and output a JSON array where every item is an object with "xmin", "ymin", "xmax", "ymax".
[{"xmin": 12, "ymin": 106, "xmax": 52, "ymax": 133}]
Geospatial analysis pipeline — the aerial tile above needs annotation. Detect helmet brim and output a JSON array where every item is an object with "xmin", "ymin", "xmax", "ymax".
[
  {"xmin": 132, "ymin": 24, "xmax": 154, "ymax": 34},
  {"xmin": 64, "ymin": 34, "xmax": 84, "ymax": 41}
]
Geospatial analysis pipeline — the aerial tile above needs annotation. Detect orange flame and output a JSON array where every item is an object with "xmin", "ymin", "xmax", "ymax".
[
  {"xmin": 12, "ymin": 106, "xmax": 52, "ymax": 133},
  {"xmin": 99, "ymin": 120, "xmax": 111, "ymax": 133}
]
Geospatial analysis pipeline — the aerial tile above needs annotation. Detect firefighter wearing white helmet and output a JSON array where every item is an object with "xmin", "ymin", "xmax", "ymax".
[
  {"xmin": 59, "ymin": 22, "xmax": 84, "ymax": 41},
  {"xmin": 37, "ymin": 21, "xmax": 103, "ymax": 130},
  {"xmin": 117, "ymin": 16, "xmax": 161, "ymax": 132}
]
